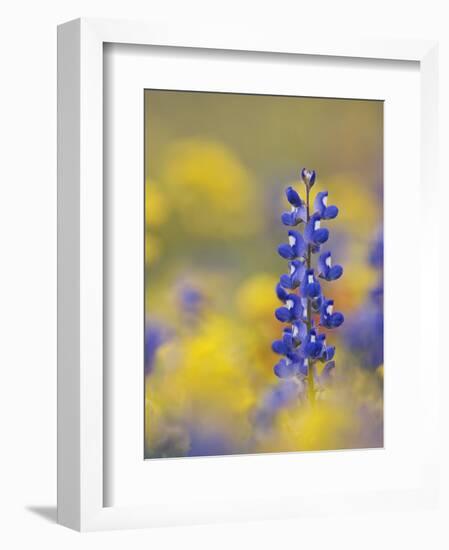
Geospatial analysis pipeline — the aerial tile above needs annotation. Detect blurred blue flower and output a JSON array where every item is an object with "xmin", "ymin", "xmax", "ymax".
[
  {"xmin": 187, "ymin": 429, "xmax": 235, "ymax": 457},
  {"xmin": 254, "ymin": 380, "xmax": 299, "ymax": 429},
  {"xmin": 344, "ymin": 309, "xmax": 383, "ymax": 369},
  {"xmin": 369, "ymin": 230, "xmax": 384, "ymax": 269},
  {"xmin": 145, "ymin": 322, "xmax": 171, "ymax": 375},
  {"xmin": 178, "ymin": 284, "xmax": 205, "ymax": 316},
  {"xmin": 343, "ymin": 229, "xmax": 383, "ymax": 370}
]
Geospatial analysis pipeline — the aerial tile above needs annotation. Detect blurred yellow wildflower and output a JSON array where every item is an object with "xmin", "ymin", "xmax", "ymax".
[
  {"xmin": 161, "ymin": 139, "xmax": 259, "ymax": 237},
  {"xmin": 145, "ymin": 181, "xmax": 168, "ymax": 227}
]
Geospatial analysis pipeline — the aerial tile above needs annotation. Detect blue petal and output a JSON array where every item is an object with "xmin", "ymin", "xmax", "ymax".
[
  {"xmin": 280, "ymin": 273, "xmax": 294, "ymax": 289},
  {"xmin": 325, "ymin": 346, "xmax": 335, "ymax": 361},
  {"xmin": 292, "ymin": 321, "xmax": 307, "ymax": 342},
  {"xmin": 331, "ymin": 312, "xmax": 344, "ymax": 327},
  {"xmin": 285, "ymin": 186, "xmax": 302, "ymax": 207},
  {"xmin": 276, "ymin": 283, "xmax": 289, "ymax": 302},
  {"xmin": 274, "ymin": 359, "xmax": 296, "ymax": 379},
  {"xmin": 275, "ymin": 307, "xmax": 291, "ymax": 322},
  {"xmin": 282, "ymin": 331, "xmax": 294, "ymax": 349},
  {"xmin": 328, "ymin": 265, "xmax": 343, "ymax": 280},
  {"xmin": 314, "ymin": 228, "xmax": 329, "ymax": 244},
  {"xmin": 304, "ymin": 214, "xmax": 328, "ymax": 246},
  {"xmin": 288, "ymin": 230, "xmax": 306, "ymax": 258},
  {"xmin": 291, "ymin": 260, "xmax": 306, "ymax": 284},
  {"xmin": 321, "ymin": 361, "xmax": 336, "ymax": 380},
  {"xmin": 298, "ymin": 358, "xmax": 309, "ymax": 376},
  {"xmin": 314, "ymin": 191, "xmax": 328, "ymax": 216},
  {"xmin": 281, "ymin": 211, "xmax": 298, "ymax": 226},
  {"xmin": 308, "ymin": 282, "xmax": 321, "ymax": 298},
  {"xmin": 278, "ymin": 243, "xmax": 295, "ymax": 259},
  {"xmin": 324, "ymin": 205, "xmax": 338, "ymax": 219},
  {"xmin": 300, "ymin": 268, "xmax": 322, "ymax": 299},
  {"xmin": 317, "ymin": 251, "xmax": 331, "ymax": 278},
  {"xmin": 272, "ymin": 340, "xmax": 287, "ymax": 354}
]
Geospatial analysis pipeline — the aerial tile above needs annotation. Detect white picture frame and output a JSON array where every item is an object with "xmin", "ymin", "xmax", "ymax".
[{"xmin": 57, "ymin": 17, "xmax": 440, "ymax": 531}]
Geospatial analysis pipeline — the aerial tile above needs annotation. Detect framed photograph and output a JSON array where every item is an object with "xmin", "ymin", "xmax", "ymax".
[{"xmin": 57, "ymin": 18, "xmax": 440, "ymax": 531}]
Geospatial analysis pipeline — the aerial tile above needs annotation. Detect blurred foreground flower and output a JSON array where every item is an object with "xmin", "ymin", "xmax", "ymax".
[{"xmin": 145, "ymin": 321, "xmax": 172, "ymax": 375}]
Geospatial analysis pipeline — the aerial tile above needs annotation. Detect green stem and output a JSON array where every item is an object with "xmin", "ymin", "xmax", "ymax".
[{"xmin": 305, "ymin": 185, "xmax": 316, "ymax": 404}]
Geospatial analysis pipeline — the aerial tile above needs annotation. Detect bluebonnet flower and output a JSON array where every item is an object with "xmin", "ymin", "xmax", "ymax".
[
  {"xmin": 275, "ymin": 293, "xmax": 303, "ymax": 322},
  {"xmin": 278, "ymin": 230, "xmax": 306, "ymax": 259},
  {"xmin": 272, "ymin": 168, "xmax": 344, "ymax": 402},
  {"xmin": 320, "ymin": 299, "xmax": 344, "ymax": 328},
  {"xmin": 304, "ymin": 213, "xmax": 329, "ymax": 247},
  {"xmin": 280, "ymin": 260, "xmax": 306, "ymax": 289},
  {"xmin": 300, "ymin": 268, "xmax": 321, "ymax": 299},
  {"xmin": 299, "ymin": 328, "xmax": 325, "ymax": 359},
  {"xmin": 281, "ymin": 186, "xmax": 307, "ymax": 226},
  {"xmin": 317, "ymin": 251, "xmax": 343, "ymax": 281},
  {"xmin": 314, "ymin": 191, "xmax": 338, "ymax": 220},
  {"xmin": 271, "ymin": 326, "xmax": 296, "ymax": 355}
]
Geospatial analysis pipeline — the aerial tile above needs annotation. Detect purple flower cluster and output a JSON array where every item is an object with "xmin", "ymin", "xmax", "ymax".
[{"xmin": 273, "ymin": 169, "xmax": 344, "ymax": 401}]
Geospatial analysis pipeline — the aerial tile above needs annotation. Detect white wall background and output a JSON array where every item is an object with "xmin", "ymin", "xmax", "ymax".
[{"xmin": 0, "ymin": 1, "xmax": 447, "ymax": 548}]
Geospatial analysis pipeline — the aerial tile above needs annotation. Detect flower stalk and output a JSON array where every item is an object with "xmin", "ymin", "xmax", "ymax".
[{"xmin": 273, "ymin": 168, "xmax": 344, "ymax": 403}]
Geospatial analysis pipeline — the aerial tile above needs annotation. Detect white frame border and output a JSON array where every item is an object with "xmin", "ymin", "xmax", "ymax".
[{"xmin": 57, "ymin": 17, "xmax": 439, "ymax": 531}]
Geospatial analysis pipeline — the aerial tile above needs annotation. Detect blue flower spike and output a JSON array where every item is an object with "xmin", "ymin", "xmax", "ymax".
[
  {"xmin": 318, "ymin": 251, "xmax": 343, "ymax": 281},
  {"xmin": 314, "ymin": 191, "xmax": 339, "ymax": 220},
  {"xmin": 272, "ymin": 168, "xmax": 343, "ymax": 400}
]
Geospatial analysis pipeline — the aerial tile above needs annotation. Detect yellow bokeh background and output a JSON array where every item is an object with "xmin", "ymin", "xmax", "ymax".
[{"xmin": 144, "ymin": 91, "xmax": 383, "ymax": 458}]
